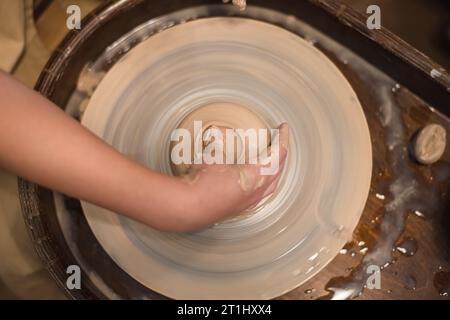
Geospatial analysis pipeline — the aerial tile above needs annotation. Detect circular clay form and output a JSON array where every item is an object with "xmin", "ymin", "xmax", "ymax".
[
  {"xmin": 171, "ymin": 102, "xmax": 269, "ymax": 175},
  {"xmin": 81, "ymin": 17, "xmax": 372, "ymax": 299},
  {"xmin": 413, "ymin": 124, "xmax": 447, "ymax": 165}
]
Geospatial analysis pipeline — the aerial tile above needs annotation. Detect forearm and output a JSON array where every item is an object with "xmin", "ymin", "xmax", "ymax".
[
  {"xmin": 0, "ymin": 70, "xmax": 195, "ymax": 231},
  {"xmin": 0, "ymin": 71, "xmax": 288, "ymax": 232}
]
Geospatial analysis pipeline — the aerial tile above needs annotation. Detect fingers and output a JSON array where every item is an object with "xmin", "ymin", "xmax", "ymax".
[
  {"xmin": 259, "ymin": 122, "xmax": 289, "ymax": 177},
  {"xmin": 255, "ymin": 123, "xmax": 288, "ymax": 198},
  {"xmin": 278, "ymin": 122, "xmax": 289, "ymax": 151},
  {"xmin": 190, "ymin": 122, "xmax": 289, "ymax": 199},
  {"xmin": 275, "ymin": 122, "xmax": 289, "ymax": 173},
  {"xmin": 262, "ymin": 173, "xmax": 281, "ymax": 199},
  {"xmin": 261, "ymin": 149, "xmax": 287, "ymax": 198},
  {"xmin": 276, "ymin": 122, "xmax": 289, "ymax": 169}
]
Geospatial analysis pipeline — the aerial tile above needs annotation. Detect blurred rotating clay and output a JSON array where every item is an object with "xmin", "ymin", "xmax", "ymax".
[
  {"xmin": 170, "ymin": 102, "xmax": 270, "ymax": 176},
  {"xmin": 81, "ymin": 17, "xmax": 372, "ymax": 299}
]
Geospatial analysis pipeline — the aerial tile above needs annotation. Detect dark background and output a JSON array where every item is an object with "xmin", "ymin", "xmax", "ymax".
[{"xmin": 343, "ymin": 0, "xmax": 450, "ymax": 70}]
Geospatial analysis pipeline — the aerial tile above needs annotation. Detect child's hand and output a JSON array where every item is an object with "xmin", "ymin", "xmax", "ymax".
[
  {"xmin": 177, "ymin": 123, "xmax": 289, "ymax": 231},
  {"xmin": 0, "ymin": 71, "xmax": 288, "ymax": 233}
]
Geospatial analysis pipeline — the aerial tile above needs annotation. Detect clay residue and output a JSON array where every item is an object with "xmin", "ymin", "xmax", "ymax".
[
  {"xmin": 223, "ymin": 0, "xmax": 247, "ymax": 11},
  {"xmin": 238, "ymin": 166, "xmax": 252, "ymax": 192},
  {"xmin": 170, "ymin": 102, "xmax": 269, "ymax": 176},
  {"xmin": 430, "ymin": 68, "xmax": 442, "ymax": 79},
  {"xmin": 320, "ymin": 61, "xmax": 439, "ymax": 300},
  {"xmin": 413, "ymin": 124, "xmax": 447, "ymax": 165},
  {"xmin": 77, "ymin": 65, "xmax": 106, "ymax": 96}
]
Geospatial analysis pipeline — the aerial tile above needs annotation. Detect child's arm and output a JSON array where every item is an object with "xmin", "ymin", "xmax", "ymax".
[{"xmin": 0, "ymin": 70, "xmax": 287, "ymax": 232}]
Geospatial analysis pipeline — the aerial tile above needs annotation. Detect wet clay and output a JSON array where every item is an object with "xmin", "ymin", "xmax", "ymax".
[
  {"xmin": 170, "ymin": 102, "xmax": 269, "ymax": 178},
  {"xmin": 80, "ymin": 17, "xmax": 372, "ymax": 300},
  {"xmin": 223, "ymin": 0, "xmax": 247, "ymax": 11},
  {"xmin": 412, "ymin": 124, "xmax": 447, "ymax": 165}
]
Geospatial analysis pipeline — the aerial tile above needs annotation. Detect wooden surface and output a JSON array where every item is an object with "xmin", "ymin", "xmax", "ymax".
[
  {"xmin": 281, "ymin": 54, "xmax": 450, "ymax": 300},
  {"xmin": 280, "ymin": 0, "xmax": 450, "ymax": 299},
  {"xmin": 18, "ymin": 0, "xmax": 450, "ymax": 299}
]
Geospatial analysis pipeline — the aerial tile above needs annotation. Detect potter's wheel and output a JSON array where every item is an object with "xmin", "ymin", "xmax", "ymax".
[{"xmin": 80, "ymin": 17, "xmax": 372, "ymax": 299}]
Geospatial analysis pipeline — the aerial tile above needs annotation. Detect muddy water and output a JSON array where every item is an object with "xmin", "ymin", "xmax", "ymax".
[
  {"xmin": 283, "ymin": 17, "xmax": 450, "ymax": 299},
  {"xmin": 319, "ymin": 79, "xmax": 448, "ymax": 299},
  {"xmin": 434, "ymin": 270, "xmax": 450, "ymax": 296}
]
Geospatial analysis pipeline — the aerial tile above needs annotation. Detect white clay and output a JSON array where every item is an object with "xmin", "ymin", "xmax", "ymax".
[
  {"xmin": 223, "ymin": 0, "xmax": 247, "ymax": 11},
  {"xmin": 171, "ymin": 102, "xmax": 268, "ymax": 176},
  {"xmin": 80, "ymin": 17, "xmax": 372, "ymax": 300},
  {"xmin": 414, "ymin": 124, "xmax": 447, "ymax": 165}
]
